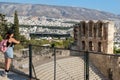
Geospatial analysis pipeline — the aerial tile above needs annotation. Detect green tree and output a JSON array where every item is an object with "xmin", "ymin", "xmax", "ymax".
[
  {"xmin": 62, "ymin": 37, "xmax": 74, "ymax": 49},
  {"xmin": 12, "ymin": 11, "xmax": 20, "ymax": 40},
  {"xmin": 114, "ymin": 46, "xmax": 120, "ymax": 54},
  {"xmin": 0, "ymin": 13, "xmax": 8, "ymax": 38},
  {"xmin": 63, "ymin": 40, "xmax": 69, "ymax": 48}
]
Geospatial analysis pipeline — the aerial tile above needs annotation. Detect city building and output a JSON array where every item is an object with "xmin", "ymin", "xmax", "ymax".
[{"xmin": 73, "ymin": 20, "xmax": 115, "ymax": 54}]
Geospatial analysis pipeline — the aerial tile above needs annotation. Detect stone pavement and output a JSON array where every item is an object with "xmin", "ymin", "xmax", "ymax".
[{"xmin": 0, "ymin": 69, "xmax": 28, "ymax": 80}]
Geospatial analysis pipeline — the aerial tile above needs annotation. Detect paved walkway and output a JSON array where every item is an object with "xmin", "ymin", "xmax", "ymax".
[{"xmin": 0, "ymin": 69, "xmax": 28, "ymax": 80}]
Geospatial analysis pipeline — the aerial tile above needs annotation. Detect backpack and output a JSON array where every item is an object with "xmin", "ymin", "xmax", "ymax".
[{"xmin": 0, "ymin": 39, "xmax": 8, "ymax": 53}]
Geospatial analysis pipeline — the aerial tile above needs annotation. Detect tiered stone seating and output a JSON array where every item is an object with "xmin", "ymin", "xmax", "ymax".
[{"xmin": 33, "ymin": 57, "xmax": 105, "ymax": 80}]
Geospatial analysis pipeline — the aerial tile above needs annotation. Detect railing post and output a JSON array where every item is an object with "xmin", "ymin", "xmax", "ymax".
[
  {"xmin": 84, "ymin": 51, "xmax": 89, "ymax": 80},
  {"xmin": 54, "ymin": 47, "xmax": 56, "ymax": 80},
  {"xmin": 84, "ymin": 52, "xmax": 86, "ymax": 80},
  {"xmin": 86, "ymin": 51, "xmax": 89, "ymax": 80},
  {"xmin": 52, "ymin": 44, "xmax": 56, "ymax": 80},
  {"xmin": 29, "ymin": 44, "xmax": 32, "ymax": 80}
]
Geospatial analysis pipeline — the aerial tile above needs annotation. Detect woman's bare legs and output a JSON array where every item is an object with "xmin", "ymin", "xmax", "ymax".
[
  {"xmin": 1, "ymin": 58, "xmax": 11, "ymax": 76},
  {"xmin": 5, "ymin": 58, "xmax": 11, "ymax": 71}
]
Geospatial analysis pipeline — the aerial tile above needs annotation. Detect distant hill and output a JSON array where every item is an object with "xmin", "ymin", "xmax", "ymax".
[{"xmin": 0, "ymin": 2, "xmax": 120, "ymax": 20}]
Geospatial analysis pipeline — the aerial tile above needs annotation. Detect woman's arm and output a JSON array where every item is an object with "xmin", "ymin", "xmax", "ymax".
[{"xmin": 11, "ymin": 38, "xmax": 20, "ymax": 44}]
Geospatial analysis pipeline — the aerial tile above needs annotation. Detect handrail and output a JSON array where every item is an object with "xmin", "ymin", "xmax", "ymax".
[
  {"xmin": 28, "ymin": 44, "xmax": 120, "ymax": 80},
  {"xmin": 30, "ymin": 44, "xmax": 120, "ymax": 57}
]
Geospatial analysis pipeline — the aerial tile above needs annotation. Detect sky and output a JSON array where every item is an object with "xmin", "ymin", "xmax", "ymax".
[{"xmin": 0, "ymin": 0, "xmax": 120, "ymax": 15}]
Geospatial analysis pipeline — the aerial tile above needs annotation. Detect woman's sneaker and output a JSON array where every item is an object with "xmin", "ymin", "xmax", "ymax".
[{"xmin": 1, "ymin": 71, "xmax": 8, "ymax": 77}]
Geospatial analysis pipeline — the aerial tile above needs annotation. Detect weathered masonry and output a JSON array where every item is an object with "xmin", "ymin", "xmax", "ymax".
[{"xmin": 74, "ymin": 20, "xmax": 115, "ymax": 54}]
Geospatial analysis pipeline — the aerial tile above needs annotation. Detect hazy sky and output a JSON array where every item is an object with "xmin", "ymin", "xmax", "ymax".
[{"xmin": 0, "ymin": 0, "xmax": 120, "ymax": 15}]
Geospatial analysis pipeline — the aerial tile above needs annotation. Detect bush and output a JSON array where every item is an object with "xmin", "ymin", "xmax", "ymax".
[
  {"xmin": 114, "ymin": 47, "xmax": 120, "ymax": 54},
  {"xmin": 14, "ymin": 44, "xmax": 24, "ymax": 50}
]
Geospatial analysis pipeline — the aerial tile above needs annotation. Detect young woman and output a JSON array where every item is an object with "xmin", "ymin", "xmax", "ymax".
[{"xmin": 1, "ymin": 30, "xmax": 20, "ymax": 77}]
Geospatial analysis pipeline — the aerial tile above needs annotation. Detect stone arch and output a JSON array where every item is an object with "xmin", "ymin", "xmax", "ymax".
[
  {"xmin": 82, "ymin": 41, "xmax": 85, "ymax": 50},
  {"xmin": 88, "ymin": 20, "xmax": 94, "ymax": 37},
  {"xmin": 78, "ymin": 23, "xmax": 81, "ymax": 36},
  {"xmin": 89, "ymin": 41, "xmax": 93, "ymax": 51},
  {"xmin": 103, "ymin": 23, "xmax": 108, "ymax": 40},
  {"xmin": 74, "ymin": 24, "xmax": 78, "ymax": 42},
  {"xmin": 97, "ymin": 20, "xmax": 103, "ymax": 38},
  {"xmin": 93, "ymin": 23, "xmax": 97, "ymax": 38},
  {"xmin": 98, "ymin": 42, "xmax": 102, "ymax": 52},
  {"xmin": 80, "ymin": 21, "xmax": 86, "ymax": 37},
  {"xmin": 108, "ymin": 68, "xmax": 113, "ymax": 80}
]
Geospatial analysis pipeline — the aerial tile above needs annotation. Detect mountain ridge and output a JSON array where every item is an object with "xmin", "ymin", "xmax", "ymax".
[{"xmin": 0, "ymin": 2, "xmax": 120, "ymax": 20}]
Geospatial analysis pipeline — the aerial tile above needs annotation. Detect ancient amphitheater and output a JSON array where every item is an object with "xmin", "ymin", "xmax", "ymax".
[
  {"xmin": 32, "ymin": 57, "xmax": 106, "ymax": 80},
  {"xmin": 0, "ymin": 47, "xmax": 107, "ymax": 80}
]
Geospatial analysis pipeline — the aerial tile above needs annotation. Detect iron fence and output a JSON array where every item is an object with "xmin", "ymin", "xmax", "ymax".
[
  {"xmin": 0, "ymin": 44, "xmax": 120, "ymax": 80},
  {"xmin": 28, "ymin": 45, "xmax": 120, "ymax": 80}
]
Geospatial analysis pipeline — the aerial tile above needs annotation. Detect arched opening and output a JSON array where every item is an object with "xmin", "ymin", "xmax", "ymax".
[
  {"xmin": 81, "ymin": 21, "xmax": 86, "ymax": 37},
  {"xmin": 94, "ymin": 24, "xmax": 97, "ymax": 38},
  {"xmin": 98, "ymin": 21, "xmax": 103, "ymax": 37},
  {"xmin": 82, "ymin": 41, "xmax": 85, "ymax": 50},
  {"xmin": 89, "ymin": 41, "xmax": 93, "ymax": 51},
  {"xmin": 88, "ymin": 20, "xmax": 94, "ymax": 37},
  {"xmin": 103, "ymin": 23, "xmax": 108, "ymax": 40},
  {"xmin": 98, "ymin": 42, "xmax": 102, "ymax": 52},
  {"xmin": 74, "ymin": 25, "xmax": 78, "ymax": 44},
  {"xmin": 108, "ymin": 68, "xmax": 113, "ymax": 80},
  {"xmin": 78, "ymin": 23, "xmax": 81, "ymax": 37}
]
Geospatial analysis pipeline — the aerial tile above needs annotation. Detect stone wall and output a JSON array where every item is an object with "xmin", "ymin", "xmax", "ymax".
[
  {"xmin": 89, "ymin": 53, "xmax": 120, "ymax": 80},
  {"xmin": 74, "ymin": 20, "xmax": 115, "ymax": 54},
  {"xmin": 73, "ymin": 20, "xmax": 119, "ymax": 79}
]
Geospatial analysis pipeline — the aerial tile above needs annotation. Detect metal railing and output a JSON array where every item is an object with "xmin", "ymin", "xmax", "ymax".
[
  {"xmin": 28, "ymin": 44, "xmax": 87, "ymax": 80},
  {"xmin": 27, "ymin": 45, "xmax": 120, "ymax": 80},
  {"xmin": 1, "ymin": 44, "xmax": 120, "ymax": 80}
]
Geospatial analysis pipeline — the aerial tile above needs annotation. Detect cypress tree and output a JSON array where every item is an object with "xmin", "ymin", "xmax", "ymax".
[
  {"xmin": 13, "ymin": 10, "xmax": 20, "ymax": 40},
  {"xmin": 0, "ymin": 13, "xmax": 8, "ymax": 38}
]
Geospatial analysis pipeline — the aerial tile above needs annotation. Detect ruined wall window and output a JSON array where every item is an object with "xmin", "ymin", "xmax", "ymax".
[
  {"xmin": 74, "ymin": 25, "xmax": 78, "ymax": 32},
  {"xmin": 94, "ymin": 24, "xmax": 96, "ymax": 38},
  {"xmin": 74, "ymin": 26, "xmax": 78, "ymax": 43},
  {"xmin": 104, "ymin": 23, "xmax": 108, "ymax": 40},
  {"xmin": 98, "ymin": 22, "xmax": 102, "ymax": 37},
  {"xmin": 98, "ymin": 42, "xmax": 102, "ymax": 52},
  {"xmin": 82, "ymin": 41, "xmax": 85, "ymax": 50},
  {"xmin": 81, "ymin": 21, "xmax": 86, "ymax": 37},
  {"xmin": 89, "ymin": 41, "xmax": 93, "ymax": 51},
  {"xmin": 89, "ymin": 21, "xmax": 93, "ymax": 37},
  {"xmin": 79, "ymin": 24, "xmax": 81, "ymax": 37}
]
